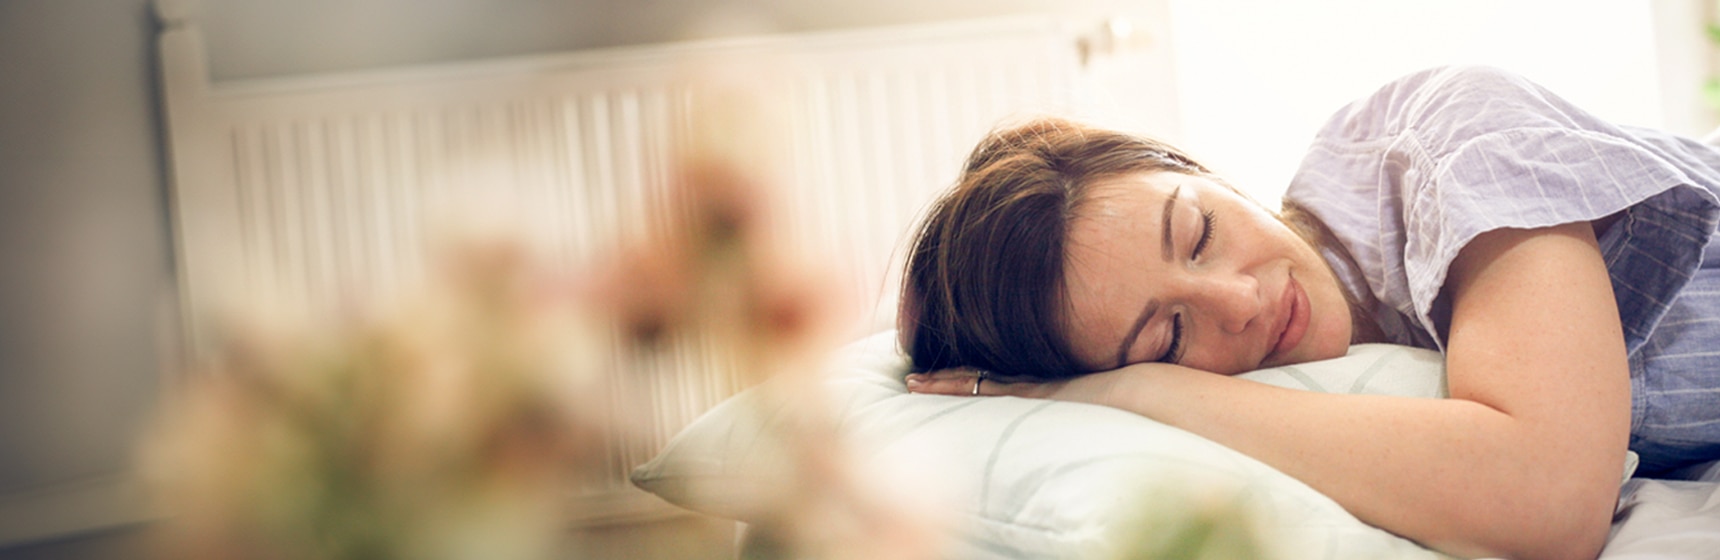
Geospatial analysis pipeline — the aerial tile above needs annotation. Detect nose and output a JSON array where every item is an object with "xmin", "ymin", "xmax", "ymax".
[{"xmin": 1193, "ymin": 273, "xmax": 1261, "ymax": 334}]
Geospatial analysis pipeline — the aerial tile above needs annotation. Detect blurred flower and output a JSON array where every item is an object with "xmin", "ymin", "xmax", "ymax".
[
  {"xmin": 585, "ymin": 68, "xmax": 946, "ymax": 559},
  {"xmin": 1106, "ymin": 484, "xmax": 1275, "ymax": 560},
  {"xmin": 145, "ymin": 237, "xmax": 613, "ymax": 560},
  {"xmin": 145, "ymin": 57, "xmax": 942, "ymax": 560}
]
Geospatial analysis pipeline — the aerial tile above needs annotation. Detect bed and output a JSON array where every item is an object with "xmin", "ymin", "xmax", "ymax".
[{"xmin": 633, "ymin": 331, "xmax": 1720, "ymax": 559}]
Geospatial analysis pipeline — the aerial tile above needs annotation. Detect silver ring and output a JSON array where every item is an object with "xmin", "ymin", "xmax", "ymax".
[{"xmin": 972, "ymin": 370, "xmax": 987, "ymax": 396}]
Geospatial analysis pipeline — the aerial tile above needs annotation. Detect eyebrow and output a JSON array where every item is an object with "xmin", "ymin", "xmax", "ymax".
[
  {"xmin": 1114, "ymin": 301, "xmax": 1159, "ymax": 369},
  {"xmin": 1160, "ymin": 186, "xmax": 1180, "ymax": 261},
  {"xmin": 1114, "ymin": 186, "xmax": 1182, "ymax": 369}
]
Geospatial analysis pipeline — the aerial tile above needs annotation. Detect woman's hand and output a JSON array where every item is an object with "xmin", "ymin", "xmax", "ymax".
[{"xmin": 902, "ymin": 368, "xmax": 1069, "ymax": 400}]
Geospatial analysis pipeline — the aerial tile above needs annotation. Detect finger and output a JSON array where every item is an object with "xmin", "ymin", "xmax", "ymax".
[{"xmin": 904, "ymin": 372, "xmax": 984, "ymax": 396}]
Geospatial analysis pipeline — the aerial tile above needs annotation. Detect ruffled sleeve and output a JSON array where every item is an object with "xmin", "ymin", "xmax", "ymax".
[{"xmin": 1287, "ymin": 66, "xmax": 1720, "ymax": 352}]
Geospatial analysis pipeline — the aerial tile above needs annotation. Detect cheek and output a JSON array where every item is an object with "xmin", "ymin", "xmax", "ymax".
[
  {"xmin": 1310, "ymin": 290, "xmax": 1353, "ymax": 359},
  {"xmin": 1193, "ymin": 340, "xmax": 1257, "ymax": 376}
]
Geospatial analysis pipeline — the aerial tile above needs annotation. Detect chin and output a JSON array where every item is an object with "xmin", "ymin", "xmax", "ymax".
[
  {"xmin": 1306, "ymin": 325, "xmax": 1352, "ymax": 363},
  {"xmin": 1309, "ymin": 341, "xmax": 1349, "ymax": 363},
  {"xmin": 1272, "ymin": 325, "xmax": 1349, "ymax": 369}
]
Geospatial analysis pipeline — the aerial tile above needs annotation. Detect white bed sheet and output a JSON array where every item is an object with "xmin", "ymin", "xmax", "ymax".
[
  {"xmin": 1601, "ymin": 130, "xmax": 1720, "ymax": 560},
  {"xmin": 1602, "ymin": 461, "xmax": 1720, "ymax": 559}
]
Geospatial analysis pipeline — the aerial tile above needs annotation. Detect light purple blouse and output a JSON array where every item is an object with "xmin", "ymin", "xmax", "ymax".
[{"xmin": 1285, "ymin": 65, "xmax": 1720, "ymax": 355}]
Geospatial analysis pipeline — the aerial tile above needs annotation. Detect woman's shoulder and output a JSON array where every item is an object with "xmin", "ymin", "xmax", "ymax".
[
  {"xmin": 1391, "ymin": 65, "xmax": 1540, "ymax": 95},
  {"xmin": 1313, "ymin": 65, "xmax": 1598, "ymax": 149}
]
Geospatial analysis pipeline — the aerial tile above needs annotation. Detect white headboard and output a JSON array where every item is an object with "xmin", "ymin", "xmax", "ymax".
[{"xmin": 155, "ymin": 4, "xmax": 1180, "ymax": 523}]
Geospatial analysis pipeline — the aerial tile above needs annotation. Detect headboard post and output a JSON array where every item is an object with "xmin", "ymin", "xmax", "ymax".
[{"xmin": 155, "ymin": 0, "xmax": 248, "ymax": 364}]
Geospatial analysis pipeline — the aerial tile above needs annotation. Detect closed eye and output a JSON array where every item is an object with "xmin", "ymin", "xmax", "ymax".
[
  {"xmin": 1159, "ymin": 313, "xmax": 1184, "ymax": 364},
  {"xmin": 1159, "ymin": 210, "xmax": 1215, "ymax": 364},
  {"xmin": 1193, "ymin": 209, "xmax": 1216, "ymax": 258}
]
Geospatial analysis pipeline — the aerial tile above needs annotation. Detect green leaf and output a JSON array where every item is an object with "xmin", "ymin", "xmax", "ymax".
[
  {"xmin": 1705, "ymin": 78, "xmax": 1720, "ymax": 111},
  {"xmin": 1708, "ymin": 23, "xmax": 1720, "ymax": 45}
]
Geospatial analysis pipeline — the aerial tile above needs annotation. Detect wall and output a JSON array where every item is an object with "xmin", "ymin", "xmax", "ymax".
[
  {"xmin": 1166, "ymin": 0, "xmax": 1679, "ymax": 205},
  {"xmin": 0, "ymin": 0, "xmax": 171, "ymax": 552},
  {"xmin": 198, "ymin": 0, "xmax": 1161, "ymax": 80}
]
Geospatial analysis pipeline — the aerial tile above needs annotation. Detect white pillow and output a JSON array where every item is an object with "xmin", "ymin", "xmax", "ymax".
[{"xmin": 632, "ymin": 331, "xmax": 1459, "ymax": 559}]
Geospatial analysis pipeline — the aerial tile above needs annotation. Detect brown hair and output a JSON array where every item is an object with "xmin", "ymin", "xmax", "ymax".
[{"xmin": 898, "ymin": 117, "xmax": 1213, "ymax": 379}]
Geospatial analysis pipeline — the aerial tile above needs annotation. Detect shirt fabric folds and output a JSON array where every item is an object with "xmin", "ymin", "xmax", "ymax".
[{"xmin": 1286, "ymin": 65, "xmax": 1720, "ymax": 474}]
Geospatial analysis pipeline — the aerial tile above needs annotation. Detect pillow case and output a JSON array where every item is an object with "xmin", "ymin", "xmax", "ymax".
[{"xmin": 632, "ymin": 331, "xmax": 1458, "ymax": 559}]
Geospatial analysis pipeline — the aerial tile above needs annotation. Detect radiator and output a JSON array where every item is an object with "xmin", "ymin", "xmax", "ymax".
[{"xmin": 158, "ymin": 11, "xmax": 1170, "ymax": 523}]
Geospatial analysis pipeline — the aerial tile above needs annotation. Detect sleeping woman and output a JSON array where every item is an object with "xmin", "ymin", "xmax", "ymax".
[{"xmin": 896, "ymin": 65, "xmax": 1720, "ymax": 560}]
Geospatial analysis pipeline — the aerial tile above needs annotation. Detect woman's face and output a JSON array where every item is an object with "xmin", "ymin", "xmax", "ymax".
[{"xmin": 1061, "ymin": 171, "xmax": 1352, "ymax": 374}]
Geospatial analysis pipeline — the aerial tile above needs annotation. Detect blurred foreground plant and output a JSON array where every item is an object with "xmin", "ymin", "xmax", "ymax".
[
  {"xmin": 146, "ymin": 236, "xmax": 615, "ymax": 560},
  {"xmin": 1106, "ymin": 485, "xmax": 1275, "ymax": 560},
  {"xmin": 144, "ymin": 63, "xmax": 945, "ymax": 559},
  {"xmin": 1707, "ymin": 20, "xmax": 1720, "ymax": 111},
  {"xmin": 583, "ymin": 67, "xmax": 948, "ymax": 559}
]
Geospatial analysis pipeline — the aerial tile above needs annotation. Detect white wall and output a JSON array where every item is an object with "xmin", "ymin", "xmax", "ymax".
[
  {"xmin": 1166, "ymin": 0, "xmax": 1676, "ymax": 207},
  {"xmin": 198, "ymin": 0, "xmax": 1159, "ymax": 80},
  {"xmin": 0, "ymin": 0, "xmax": 170, "ymax": 552},
  {"xmin": 0, "ymin": 0, "xmax": 168, "ymax": 494}
]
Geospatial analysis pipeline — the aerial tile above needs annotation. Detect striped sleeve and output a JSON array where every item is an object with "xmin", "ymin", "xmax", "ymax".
[{"xmin": 1287, "ymin": 66, "xmax": 1720, "ymax": 351}]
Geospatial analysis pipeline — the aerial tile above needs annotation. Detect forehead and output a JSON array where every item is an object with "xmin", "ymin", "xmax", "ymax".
[
  {"xmin": 1059, "ymin": 171, "xmax": 1187, "ymax": 364},
  {"xmin": 1069, "ymin": 171, "xmax": 1185, "ymax": 243}
]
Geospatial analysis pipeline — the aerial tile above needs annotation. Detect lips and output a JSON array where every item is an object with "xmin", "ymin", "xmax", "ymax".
[{"xmin": 1268, "ymin": 274, "xmax": 1310, "ymax": 364}]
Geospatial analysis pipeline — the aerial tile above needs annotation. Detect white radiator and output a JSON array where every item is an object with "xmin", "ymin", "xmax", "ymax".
[{"xmin": 157, "ymin": 9, "xmax": 1176, "ymax": 523}]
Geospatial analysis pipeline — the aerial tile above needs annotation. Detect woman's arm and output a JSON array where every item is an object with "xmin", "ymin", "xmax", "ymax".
[{"xmin": 909, "ymin": 222, "xmax": 1630, "ymax": 560}]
